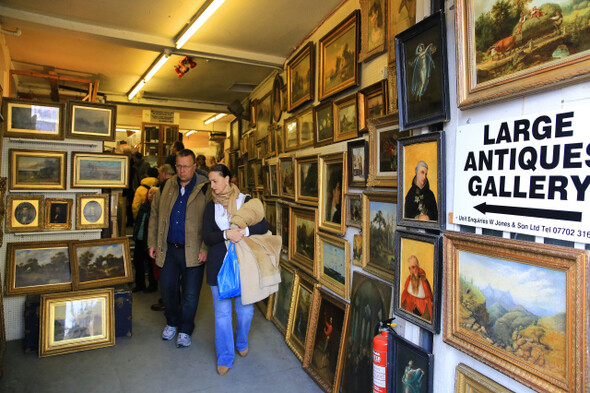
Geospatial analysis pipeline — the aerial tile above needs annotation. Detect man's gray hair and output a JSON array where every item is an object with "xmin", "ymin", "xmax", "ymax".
[{"xmin": 415, "ymin": 160, "xmax": 428, "ymax": 173}]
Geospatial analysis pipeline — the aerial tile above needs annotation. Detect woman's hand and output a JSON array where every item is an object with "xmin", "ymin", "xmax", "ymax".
[{"xmin": 226, "ymin": 228, "xmax": 246, "ymax": 243}]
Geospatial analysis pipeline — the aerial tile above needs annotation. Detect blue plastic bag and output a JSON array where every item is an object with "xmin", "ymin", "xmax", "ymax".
[{"xmin": 217, "ymin": 242, "xmax": 241, "ymax": 299}]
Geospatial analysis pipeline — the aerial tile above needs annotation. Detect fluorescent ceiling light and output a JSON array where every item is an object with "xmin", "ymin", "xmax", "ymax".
[
  {"xmin": 204, "ymin": 113, "xmax": 226, "ymax": 125},
  {"xmin": 176, "ymin": 0, "xmax": 226, "ymax": 49},
  {"xmin": 186, "ymin": 130, "xmax": 197, "ymax": 136},
  {"xmin": 145, "ymin": 54, "xmax": 170, "ymax": 82},
  {"xmin": 127, "ymin": 80, "xmax": 146, "ymax": 100}
]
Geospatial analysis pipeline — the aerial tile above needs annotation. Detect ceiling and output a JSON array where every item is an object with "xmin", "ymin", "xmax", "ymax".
[{"xmin": 0, "ymin": 0, "xmax": 344, "ymax": 127}]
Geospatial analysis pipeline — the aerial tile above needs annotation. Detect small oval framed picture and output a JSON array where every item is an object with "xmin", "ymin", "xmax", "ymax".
[
  {"xmin": 6, "ymin": 195, "xmax": 44, "ymax": 232},
  {"xmin": 76, "ymin": 193, "xmax": 109, "ymax": 230}
]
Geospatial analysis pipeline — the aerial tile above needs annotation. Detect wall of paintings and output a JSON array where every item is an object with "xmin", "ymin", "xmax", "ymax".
[{"xmin": 235, "ymin": 0, "xmax": 590, "ymax": 392}]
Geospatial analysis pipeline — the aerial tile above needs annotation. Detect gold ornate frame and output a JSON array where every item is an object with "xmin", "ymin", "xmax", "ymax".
[
  {"xmin": 318, "ymin": 152, "xmax": 347, "ymax": 236},
  {"xmin": 271, "ymin": 261, "xmax": 296, "ymax": 335},
  {"xmin": 367, "ymin": 119, "xmax": 410, "ymax": 188},
  {"xmin": 316, "ymin": 231, "xmax": 350, "ymax": 300},
  {"xmin": 44, "ymin": 198, "xmax": 73, "ymax": 230},
  {"xmin": 289, "ymin": 206, "xmax": 317, "ymax": 277},
  {"xmin": 287, "ymin": 41, "xmax": 315, "ymax": 112},
  {"xmin": 75, "ymin": 193, "xmax": 109, "ymax": 230},
  {"xmin": 295, "ymin": 154, "xmax": 319, "ymax": 206},
  {"xmin": 9, "ymin": 149, "xmax": 67, "ymax": 191},
  {"xmin": 2, "ymin": 98, "xmax": 64, "ymax": 140},
  {"xmin": 359, "ymin": 0, "xmax": 387, "ymax": 63},
  {"xmin": 285, "ymin": 271, "xmax": 317, "ymax": 362},
  {"xmin": 455, "ymin": 363, "xmax": 515, "ymax": 393},
  {"xmin": 333, "ymin": 94, "xmax": 358, "ymax": 143},
  {"xmin": 6, "ymin": 194, "xmax": 44, "ymax": 233},
  {"xmin": 362, "ymin": 191, "xmax": 397, "ymax": 282},
  {"xmin": 71, "ymin": 152, "xmax": 129, "ymax": 189}
]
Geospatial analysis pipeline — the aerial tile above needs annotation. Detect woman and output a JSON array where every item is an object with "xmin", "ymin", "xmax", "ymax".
[{"xmin": 202, "ymin": 164, "xmax": 269, "ymax": 375}]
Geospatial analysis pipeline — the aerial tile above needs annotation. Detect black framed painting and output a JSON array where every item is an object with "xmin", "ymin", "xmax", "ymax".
[
  {"xmin": 67, "ymin": 100, "xmax": 116, "ymax": 141},
  {"xmin": 390, "ymin": 332, "xmax": 434, "ymax": 393},
  {"xmin": 395, "ymin": 11, "xmax": 449, "ymax": 130}
]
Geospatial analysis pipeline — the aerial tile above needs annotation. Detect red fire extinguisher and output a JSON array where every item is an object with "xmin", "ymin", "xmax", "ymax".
[{"xmin": 373, "ymin": 318, "xmax": 396, "ymax": 393}]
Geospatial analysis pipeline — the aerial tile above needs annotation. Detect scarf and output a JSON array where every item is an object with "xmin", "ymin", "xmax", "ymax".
[{"xmin": 212, "ymin": 183, "xmax": 240, "ymax": 216}]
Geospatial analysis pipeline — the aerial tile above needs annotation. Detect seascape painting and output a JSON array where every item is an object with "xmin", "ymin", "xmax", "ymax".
[
  {"xmin": 14, "ymin": 247, "xmax": 71, "ymax": 288},
  {"xmin": 73, "ymin": 106, "xmax": 110, "ymax": 135},
  {"xmin": 16, "ymin": 156, "xmax": 61, "ymax": 185},
  {"xmin": 79, "ymin": 159, "xmax": 122, "ymax": 182},
  {"xmin": 458, "ymin": 251, "xmax": 567, "ymax": 378},
  {"xmin": 76, "ymin": 243, "xmax": 127, "ymax": 283},
  {"xmin": 368, "ymin": 200, "xmax": 397, "ymax": 272},
  {"xmin": 322, "ymin": 242, "xmax": 345, "ymax": 285}
]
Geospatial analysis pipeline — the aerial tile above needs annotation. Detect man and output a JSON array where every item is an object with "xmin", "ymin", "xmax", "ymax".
[
  {"xmin": 158, "ymin": 163, "xmax": 175, "ymax": 186},
  {"xmin": 50, "ymin": 204, "xmax": 68, "ymax": 224},
  {"xmin": 148, "ymin": 149, "xmax": 209, "ymax": 348},
  {"xmin": 400, "ymin": 255, "xmax": 433, "ymax": 322},
  {"xmin": 131, "ymin": 151, "xmax": 150, "ymax": 192},
  {"xmin": 165, "ymin": 141, "xmax": 185, "ymax": 173},
  {"xmin": 404, "ymin": 160, "xmax": 438, "ymax": 221},
  {"xmin": 196, "ymin": 154, "xmax": 209, "ymax": 173}
]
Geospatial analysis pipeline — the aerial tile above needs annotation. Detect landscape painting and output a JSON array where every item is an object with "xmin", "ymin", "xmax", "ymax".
[
  {"xmin": 72, "ymin": 153, "xmax": 128, "ymax": 188},
  {"xmin": 71, "ymin": 238, "xmax": 132, "ymax": 289},
  {"xmin": 10, "ymin": 149, "xmax": 66, "ymax": 190},
  {"xmin": 363, "ymin": 192, "xmax": 397, "ymax": 282},
  {"xmin": 271, "ymin": 263, "xmax": 296, "ymax": 334},
  {"xmin": 290, "ymin": 207, "xmax": 316, "ymax": 277},
  {"xmin": 73, "ymin": 106, "xmax": 110, "ymax": 135}
]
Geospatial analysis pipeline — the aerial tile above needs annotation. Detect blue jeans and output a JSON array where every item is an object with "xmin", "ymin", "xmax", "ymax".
[
  {"xmin": 160, "ymin": 245, "xmax": 204, "ymax": 335},
  {"xmin": 210, "ymin": 286, "xmax": 254, "ymax": 368}
]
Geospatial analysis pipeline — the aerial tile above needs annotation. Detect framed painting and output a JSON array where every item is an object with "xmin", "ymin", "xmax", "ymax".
[
  {"xmin": 9, "ymin": 149, "xmax": 67, "ymax": 191},
  {"xmin": 319, "ymin": 11, "xmax": 360, "ymax": 100},
  {"xmin": 362, "ymin": 191, "xmax": 397, "ymax": 283},
  {"xmin": 39, "ymin": 288, "xmax": 115, "ymax": 357},
  {"xmin": 295, "ymin": 154, "xmax": 319, "ymax": 206},
  {"xmin": 289, "ymin": 206, "xmax": 317, "ymax": 277},
  {"xmin": 266, "ymin": 125, "xmax": 277, "ymax": 158},
  {"xmin": 391, "ymin": 332, "xmax": 434, "ymax": 393},
  {"xmin": 455, "ymin": 363, "xmax": 515, "ymax": 393},
  {"xmin": 387, "ymin": 65, "xmax": 398, "ymax": 114},
  {"xmin": 298, "ymin": 106, "xmax": 315, "ymax": 149},
  {"xmin": 256, "ymin": 92, "xmax": 272, "ymax": 140},
  {"xmin": 230, "ymin": 118, "xmax": 241, "ymax": 151},
  {"xmin": 278, "ymin": 202, "xmax": 290, "ymax": 254},
  {"xmin": 359, "ymin": 0, "xmax": 387, "ymax": 63},
  {"xmin": 352, "ymin": 234, "xmax": 363, "ymax": 266},
  {"xmin": 283, "ymin": 116, "xmax": 299, "ymax": 152},
  {"xmin": 397, "ymin": 131, "xmax": 444, "ymax": 230},
  {"xmin": 360, "ymin": 80, "xmax": 388, "ymax": 121},
  {"xmin": 265, "ymin": 199, "xmax": 277, "ymax": 235},
  {"xmin": 256, "ymin": 294, "xmax": 275, "ymax": 320},
  {"xmin": 287, "ymin": 42, "xmax": 315, "ymax": 112},
  {"xmin": 333, "ymin": 94, "xmax": 358, "ymax": 142},
  {"xmin": 272, "ymin": 74, "xmax": 284, "ymax": 123},
  {"xmin": 316, "ymin": 231, "xmax": 350, "ymax": 299},
  {"xmin": 66, "ymin": 100, "xmax": 116, "ymax": 141},
  {"xmin": 443, "ymin": 232, "xmax": 588, "ymax": 393},
  {"xmin": 252, "ymin": 160, "xmax": 264, "ymax": 190},
  {"xmin": 341, "ymin": 272, "xmax": 392, "ymax": 393},
  {"xmin": 347, "ymin": 139, "xmax": 368, "ymax": 188},
  {"xmin": 345, "ymin": 193, "xmax": 362, "ymax": 228},
  {"xmin": 6, "ymin": 195, "xmax": 44, "ymax": 233},
  {"xmin": 44, "ymin": 198, "xmax": 73, "ymax": 230},
  {"xmin": 75, "ymin": 193, "xmax": 110, "ymax": 230},
  {"xmin": 70, "ymin": 237, "xmax": 132, "ymax": 290},
  {"xmin": 268, "ymin": 163, "xmax": 279, "ymax": 197},
  {"xmin": 0, "ymin": 177, "xmax": 5, "ymax": 247},
  {"xmin": 456, "ymin": 0, "xmax": 590, "ymax": 108},
  {"xmin": 246, "ymin": 161, "xmax": 255, "ymax": 189},
  {"xmin": 313, "ymin": 99, "xmax": 334, "ymax": 147},
  {"xmin": 318, "ymin": 152, "xmax": 347, "ymax": 236},
  {"xmin": 271, "ymin": 261, "xmax": 297, "ymax": 335},
  {"xmin": 394, "ymin": 229, "xmax": 442, "ymax": 333},
  {"xmin": 239, "ymin": 134, "xmax": 247, "ymax": 157},
  {"xmin": 395, "ymin": 11, "xmax": 450, "ymax": 130},
  {"xmin": 71, "ymin": 152, "xmax": 129, "ymax": 189},
  {"xmin": 285, "ymin": 272, "xmax": 316, "ymax": 362},
  {"xmin": 368, "ymin": 122, "xmax": 410, "ymax": 188},
  {"xmin": 4, "ymin": 241, "xmax": 72, "ymax": 296},
  {"xmin": 2, "ymin": 98, "xmax": 64, "ymax": 140},
  {"xmin": 278, "ymin": 154, "xmax": 295, "ymax": 199},
  {"xmin": 237, "ymin": 164, "xmax": 246, "ymax": 190},
  {"xmin": 303, "ymin": 288, "xmax": 350, "ymax": 393},
  {"xmin": 275, "ymin": 124, "xmax": 284, "ymax": 155},
  {"xmin": 387, "ymin": 0, "xmax": 417, "ymax": 64}
]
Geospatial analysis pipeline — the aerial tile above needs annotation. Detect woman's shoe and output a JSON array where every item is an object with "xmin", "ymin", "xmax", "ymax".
[
  {"xmin": 217, "ymin": 366, "xmax": 229, "ymax": 375},
  {"xmin": 238, "ymin": 348, "xmax": 249, "ymax": 357}
]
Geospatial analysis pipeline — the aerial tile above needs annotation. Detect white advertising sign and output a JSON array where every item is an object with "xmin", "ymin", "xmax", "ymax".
[{"xmin": 453, "ymin": 107, "xmax": 590, "ymax": 243}]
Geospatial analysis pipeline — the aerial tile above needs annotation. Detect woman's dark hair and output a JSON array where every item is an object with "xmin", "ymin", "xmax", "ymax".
[{"xmin": 210, "ymin": 164, "xmax": 231, "ymax": 178}]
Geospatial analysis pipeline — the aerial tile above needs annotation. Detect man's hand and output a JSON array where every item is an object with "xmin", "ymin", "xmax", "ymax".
[
  {"xmin": 198, "ymin": 251, "xmax": 207, "ymax": 263},
  {"xmin": 226, "ymin": 228, "xmax": 246, "ymax": 243},
  {"xmin": 149, "ymin": 247, "xmax": 157, "ymax": 259}
]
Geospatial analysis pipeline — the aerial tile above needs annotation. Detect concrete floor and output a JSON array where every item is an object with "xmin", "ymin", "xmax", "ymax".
[{"xmin": 0, "ymin": 286, "xmax": 323, "ymax": 393}]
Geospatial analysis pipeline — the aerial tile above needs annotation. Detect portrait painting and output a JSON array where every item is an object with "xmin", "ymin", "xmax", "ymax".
[
  {"xmin": 285, "ymin": 274, "xmax": 316, "ymax": 361},
  {"xmin": 256, "ymin": 93, "xmax": 271, "ymax": 140},
  {"xmin": 394, "ymin": 230, "xmax": 441, "ymax": 333},
  {"xmin": 362, "ymin": 191, "xmax": 397, "ymax": 283},
  {"xmin": 272, "ymin": 74, "xmax": 284, "ymax": 123},
  {"xmin": 5, "ymin": 241, "xmax": 72, "ymax": 296},
  {"xmin": 345, "ymin": 193, "xmax": 362, "ymax": 228},
  {"xmin": 284, "ymin": 117, "xmax": 299, "ymax": 152},
  {"xmin": 444, "ymin": 232, "xmax": 588, "ymax": 393},
  {"xmin": 40, "ymin": 288, "xmax": 115, "ymax": 357},
  {"xmin": 287, "ymin": 42, "xmax": 315, "ymax": 111},
  {"xmin": 368, "ymin": 124, "xmax": 411, "ymax": 188},
  {"xmin": 72, "ymin": 152, "xmax": 128, "ymax": 189},
  {"xmin": 333, "ymin": 94, "xmax": 358, "ymax": 142},
  {"xmin": 317, "ymin": 231, "xmax": 350, "ymax": 299},
  {"xmin": 45, "ymin": 198, "xmax": 72, "ymax": 230},
  {"xmin": 70, "ymin": 237, "xmax": 132, "ymax": 290},
  {"xmin": 303, "ymin": 288, "xmax": 350, "ymax": 393},
  {"xmin": 398, "ymin": 132, "xmax": 444, "ymax": 230},
  {"xmin": 319, "ymin": 11, "xmax": 360, "ymax": 100},
  {"xmin": 271, "ymin": 262, "xmax": 296, "ymax": 335},
  {"xmin": 313, "ymin": 99, "xmax": 334, "ymax": 147},
  {"xmin": 9, "ymin": 149, "xmax": 67, "ymax": 191},
  {"xmin": 298, "ymin": 107, "xmax": 314, "ymax": 148},
  {"xmin": 319, "ymin": 153, "xmax": 347, "ymax": 235},
  {"xmin": 347, "ymin": 139, "xmax": 368, "ymax": 187},
  {"xmin": 279, "ymin": 155, "xmax": 295, "ymax": 199},
  {"xmin": 352, "ymin": 234, "xmax": 363, "ymax": 266},
  {"xmin": 67, "ymin": 101, "xmax": 116, "ymax": 141},
  {"xmin": 456, "ymin": 0, "xmax": 590, "ymax": 108},
  {"xmin": 360, "ymin": 0, "xmax": 387, "ymax": 62},
  {"xmin": 387, "ymin": 0, "xmax": 417, "ymax": 64},
  {"xmin": 6, "ymin": 195, "xmax": 43, "ymax": 233},
  {"xmin": 3, "ymin": 99, "xmax": 64, "ymax": 140},
  {"xmin": 392, "ymin": 333, "xmax": 434, "ymax": 393},
  {"xmin": 341, "ymin": 272, "xmax": 392, "ymax": 393},
  {"xmin": 289, "ymin": 206, "xmax": 316, "ymax": 277},
  {"xmin": 268, "ymin": 164, "xmax": 279, "ymax": 196},
  {"xmin": 265, "ymin": 200, "xmax": 277, "ymax": 235},
  {"xmin": 76, "ymin": 194, "xmax": 109, "ymax": 230},
  {"xmin": 295, "ymin": 155, "xmax": 319, "ymax": 206},
  {"xmin": 395, "ymin": 11, "xmax": 449, "ymax": 130}
]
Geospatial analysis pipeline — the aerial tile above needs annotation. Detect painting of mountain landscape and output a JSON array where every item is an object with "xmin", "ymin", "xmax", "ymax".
[{"xmin": 458, "ymin": 250, "xmax": 567, "ymax": 379}]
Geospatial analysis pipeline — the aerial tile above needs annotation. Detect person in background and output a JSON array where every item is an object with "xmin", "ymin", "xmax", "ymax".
[
  {"xmin": 158, "ymin": 163, "xmax": 175, "ymax": 187},
  {"xmin": 196, "ymin": 154, "xmax": 210, "ymax": 173},
  {"xmin": 148, "ymin": 149, "xmax": 209, "ymax": 348},
  {"xmin": 132, "ymin": 186, "xmax": 159, "ymax": 293},
  {"xmin": 131, "ymin": 152, "xmax": 151, "ymax": 192},
  {"xmin": 165, "ymin": 141, "xmax": 185, "ymax": 173},
  {"xmin": 202, "ymin": 164, "xmax": 268, "ymax": 375},
  {"xmin": 132, "ymin": 167, "xmax": 159, "ymax": 220}
]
